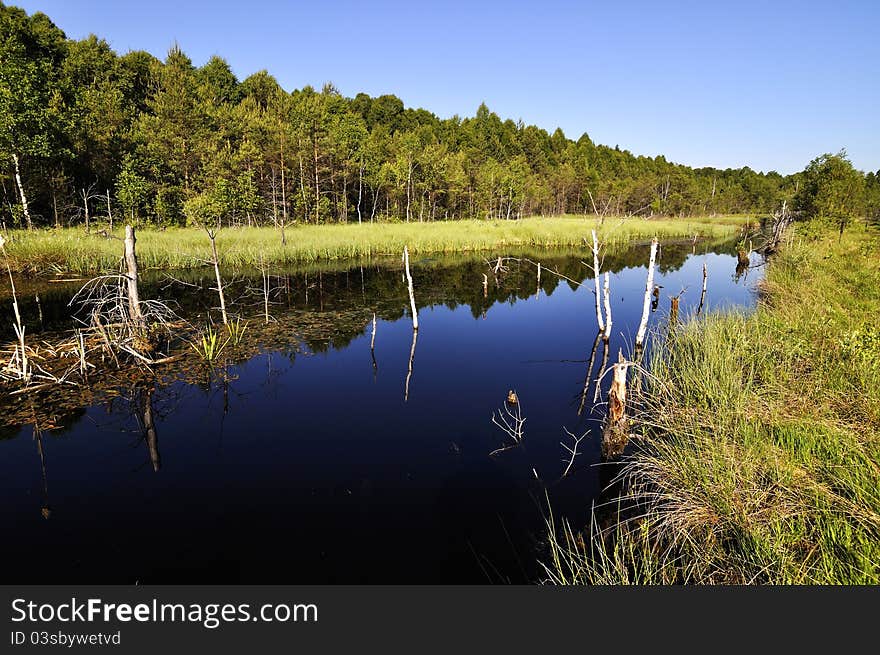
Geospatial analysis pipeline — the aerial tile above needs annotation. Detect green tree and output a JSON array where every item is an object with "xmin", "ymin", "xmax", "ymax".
[{"xmin": 795, "ymin": 151, "xmax": 865, "ymax": 234}]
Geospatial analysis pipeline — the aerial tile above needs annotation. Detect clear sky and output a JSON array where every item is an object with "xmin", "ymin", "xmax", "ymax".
[{"xmin": 14, "ymin": 0, "xmax": 880, "ymax": 175}]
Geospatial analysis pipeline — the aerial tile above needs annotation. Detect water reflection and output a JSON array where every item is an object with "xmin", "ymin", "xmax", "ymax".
[{"xmin": 0, "ymin": 238, "xmax": 762, "ymax": 583}]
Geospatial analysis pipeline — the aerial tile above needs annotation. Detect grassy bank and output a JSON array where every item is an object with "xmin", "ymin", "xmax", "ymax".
[
  {"xmin": 547, "ymin": 224, "xmax": 880, "ymax": 584},
  {"xmin": 2, "ymin": 215, "xmax": 750, "ymax": 276}
]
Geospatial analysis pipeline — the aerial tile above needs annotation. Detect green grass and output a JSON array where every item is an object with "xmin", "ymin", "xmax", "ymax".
[
  {"xmin": 546, "ymin": 224, "xmax": 880, "ymax": 584},
  {"xmin": 2, "ymin": 215, "xmax": 750, "ymax": 276}
]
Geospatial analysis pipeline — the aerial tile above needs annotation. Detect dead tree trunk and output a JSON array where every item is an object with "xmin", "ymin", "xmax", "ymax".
[
  {"xmin": 1, "ymin": 235, "xmax": 28, "ymax": 380},
  {"xmin": 403, "ymin": 246, "xmax": 418, "ymax": 331},
  {"xmin": 106, "ymin": 189, "xmax": 113, "ymax": 231},
  {"xmin": 261, "ymin": 253, "xmax": 270, "ymax": 324},
  {"xmin": 635, "ymin": 238, "xmax": 659, "ymax": 349},
  {"xmin": 591, "ymin": 229, "xmax": 605, "ymax": 334},
  {"xmin": 602, "ymin": 272, "xmax": 613, "ymax": 341},
  {"xmin": 697, "ymin": 261, "xmax": 708, "ymax": 315},
  {"xmin": 206, "ymin": 228, "xmax": 228, "ymax": 325},
  {"xmin": 602, "ymin": 350, "xmax": 630, "ymax": 459},
  {"xmin": 12, "ymin": 154, "xmax": 32, "ymax": 230},
  {"xmin": 124, "ymin": 225, "xmax": 145, "ymax": 330}
]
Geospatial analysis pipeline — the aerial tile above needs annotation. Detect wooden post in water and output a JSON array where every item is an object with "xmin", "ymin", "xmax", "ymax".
[
  {"xmin": 482, "ymin": 273, "xmax": 488, "ymax": 299},
  {"xmin": 403, "ymin": 246, "xmax": 418, "ymax": 331},
  {"xmin": 635, "ymin": 238, "xmax": 659, "ymax": 349},
  {"xmin": 536, "ymin": 262, "xmax": 541, "ymax": 298},
  {"xmin": 206, "ymin": 228, "xmax": 229, "ymax": 325},
  {"xmin": 591, "ymin": 229, "xmax": 605, "ymax": 334},
  {"xmin": 602, "ymin": 272, "xmax": 612, "ymax": 342},
  {"xmin": 123, "ymin": 225, "xmax": 145, "ymax": 329}
]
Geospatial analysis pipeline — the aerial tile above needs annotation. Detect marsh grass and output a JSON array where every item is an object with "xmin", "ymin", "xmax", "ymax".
[
  {"xmin": 546, "ymin": 225, "xmax": 880, "ymax": 584},
  {"xmin": 2, "ymin": 215, "xmax": 748, "ymax": 276}
]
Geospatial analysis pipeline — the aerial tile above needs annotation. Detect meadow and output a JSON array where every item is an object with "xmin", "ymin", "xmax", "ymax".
[{"xmin": 1, "ymin": 215, "xmax": 751, "ymax": 276}]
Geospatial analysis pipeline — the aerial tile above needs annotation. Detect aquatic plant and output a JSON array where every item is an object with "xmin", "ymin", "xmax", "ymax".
[{"xmin": 191, "ymin": 324, "xmax": 227, "ymax": 364}]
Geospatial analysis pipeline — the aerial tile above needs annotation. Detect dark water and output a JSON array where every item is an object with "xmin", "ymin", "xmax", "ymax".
[{"xmin": 0, "ymin": 240, "xmax": 762, "ymax": 583}]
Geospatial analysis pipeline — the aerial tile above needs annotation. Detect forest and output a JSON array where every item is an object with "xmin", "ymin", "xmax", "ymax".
[{"xmin": 3, "ymin": 2, "xmax": 878, "ymax": 233}]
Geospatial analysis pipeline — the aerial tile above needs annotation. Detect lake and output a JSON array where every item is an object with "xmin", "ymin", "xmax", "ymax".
[{"xmin": 0, "ymin": 239, "xmax": 762, "ymax": 583}]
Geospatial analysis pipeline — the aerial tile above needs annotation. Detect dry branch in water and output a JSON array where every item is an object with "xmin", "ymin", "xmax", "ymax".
[
  {"xmin": 490, "ymin": 395, "xmax": 525, "ymax": 456},
  {"xmin": 561, "ymin": 427, "xmax": 589, "ymax": 478}
]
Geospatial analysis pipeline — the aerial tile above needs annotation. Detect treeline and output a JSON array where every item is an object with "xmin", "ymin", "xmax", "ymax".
[{"xmin": 1, "ymin": 3, "xmax": 877, "ymax": 231}]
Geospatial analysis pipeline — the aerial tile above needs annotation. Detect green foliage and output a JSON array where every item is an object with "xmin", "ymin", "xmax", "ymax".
[
  {"xmin": 115, "ymin": 155, "xmax": 149, "ymax": 221},
  {"xmin": 795, "ymin": 151, "xmax": 865, "ymax": 232}
]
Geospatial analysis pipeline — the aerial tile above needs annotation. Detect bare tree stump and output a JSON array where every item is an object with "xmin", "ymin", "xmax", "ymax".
[
  {"xmin": 602, "ymin": 350, "xmax": 630, "ymax": 459},
  {"xmin": 124, "ymin": 225, "xmax": 145, "ymax": 330}
]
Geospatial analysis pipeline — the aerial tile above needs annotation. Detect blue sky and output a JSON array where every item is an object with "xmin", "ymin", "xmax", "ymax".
[{"xmin": 15, "ymin": 0, "xmax": 880, "ymax": 175}]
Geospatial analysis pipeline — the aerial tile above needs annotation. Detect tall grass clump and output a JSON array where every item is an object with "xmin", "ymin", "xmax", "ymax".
[
  {"xmin": 546, "ymin": 225, "xmax": 880, "ymax": 584},
  {"xmin": 1, "ymin": 215, "xmax": 746, "ymax": 276}
]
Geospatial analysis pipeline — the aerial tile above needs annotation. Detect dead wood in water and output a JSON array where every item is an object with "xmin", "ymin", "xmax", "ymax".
[
  {"xmin": 403, "ymin": 246, "xmax": 418, "ymax": 331},
  {"xmin": 697, "ymin": 260, "xmax": 708, "ymax": 315},
  {"xmin": 206, "ymin": 228, "xmax": 229, "ymax": 325},
  {"xmin": 602, "ymin": 350, "xmax": 630, "ymax": 460},
  {"xmin": 670, "ymin": 294, "xmax": 681, "ymax": 326},
  {"xmin": 635, "ymin": 238, "xmax": 659, "ymax": 349},
  {"xmin": 591, "ymin": 229, "xmax": 605, "ymax": 334},
  {"xmin": 123, "ymin": 226, "xmax": 145, "ymax": 331},
  {"xmin": 0, "ymin": 234, "xmax": 29, "ymax": 382},
  {"xmin": 602, "ymin": 272, "xmax": 612, "ymax": 341}
]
